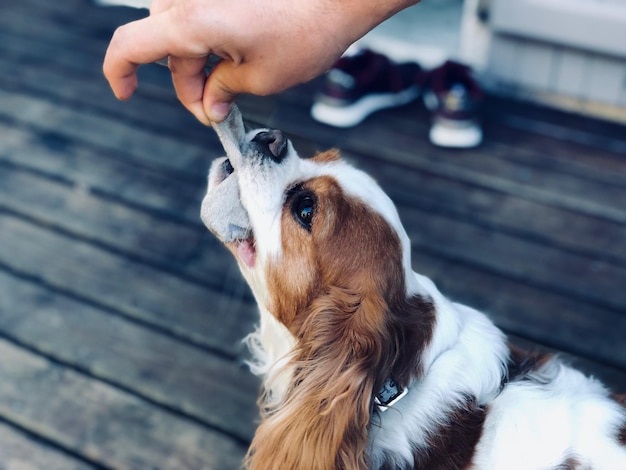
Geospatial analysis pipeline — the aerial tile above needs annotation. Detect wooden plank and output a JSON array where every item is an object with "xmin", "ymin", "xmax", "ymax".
[
  {"xmin": 0, "ymin": 162, "xmax": 203, "ymax": 265},
  {"xmin": 398, "ymin": 203, "xmax": 626, "ymax": 312},
  {"xmin": 483, "ymin": 95, "xmax": 626, "ymax": 156},
  {"xmin": 256, "ymin": 78, "xmax": 626, "ymax": 169},
  {"xmin": 2, "ymin": 11, "xmax": 620, "ymax": 191},
  {"xmin": 1, "ymin": 0, "xmax": 140, "ymax": 53},
  {"xmin": 0, "ymin": 421, "xmax": 96, "ymax": 470},
  {"xmin": 6, "ymin": 113, "xmax": 625, "ymax": 312},
  {"xmin": 3, "ymin": 130, "xmax": 625, "ymax": 366},
  {"xmin": 412, "ymin": 249, "xmax": 626, "ymax": 371},
  {"xmin": 9, "ymin": 0, "xmax": 626, "ymax": 176},
  {"xmin": 0, "ymin": 29, "xmax": 211, "ymax": 143},
  {"xmin": 348, "ymin": 143, "xmax": 626, "ymax": 228},
  {"xmin": 0, "ymin": 158, "xmax": 241, "ymax": 286},
  {"xmin": 0, "ymin": 28, "xmax": 102, "ymax": 76},
  {"xmin": 484, "ymin": 129, "xmax": 626, "ymax": 187},
  {"xmin": 0, "ymin": 123, "xmax": 250, "ymax": 297},
  {"xmin": 0, "ymin": 88, "xmax": 210, "ymax": 177},
  {"xmin": 349, "ymin": 150, "xmax": 626, "ymax": 264},
  {"xmin": 242, "ymin": 89, "xmax": 626, "ymax": 219},
  {"xmin": 0, "ymin": 0, "xmax": 189, "ymax": 104},
  {"xmin": 0, "ymin": 121, "xmax": 206, "ymax": 222},
  {"xmin": 2, "ymin": 83, "xmax": 620, "ymax": 330},
  {"xmin": 0, "ymin": 213, "xmax": 256, "ymax": 357},
  {"xmin": 2, "ymin": 84, "xmax": 624, "ymax": 272},
  {"xmin": 342, "ymin": 118, "xmax": 626, "ymax": 220},
  {"xmin": 0, "ymin": 339, "xmax": 247, "ymax": 469},
  {"xmin": 0, "ymin": 270, "xmax": 259, "ymax": 442},
  {"xmin": 258, "ymin": 97, "xmax": 626, "ymax": 226},
  {"xmin": 20, "ymin": 0, "xmax": 113, "ymax": 12},
  {"xmin": 3, "ymin": 41, "xmax": 619, "ymax": 290}
]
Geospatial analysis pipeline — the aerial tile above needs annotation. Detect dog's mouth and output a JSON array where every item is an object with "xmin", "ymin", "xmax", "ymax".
[
  {"xmin": 201, "ymin": 154, "xmax": 256, "ymax": 267},
  {"xmin": 201, "ymin": 106, "xmax": 290, "ymax": 271},
  {"xmin": 232, "ymin": 236, "xmax": 256, "ymax": 268},
  {"xmin": 200, "ymin": 106, "xmax": 258, "ymax": 269},
  {"xmin": 210, "ymin": 157, "xmax": 256, "ymax": 268}
]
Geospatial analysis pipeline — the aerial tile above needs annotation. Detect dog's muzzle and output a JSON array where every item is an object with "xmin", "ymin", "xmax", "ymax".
[
  {"xmin": 251, "ymin": 130, "xmax": 288, "ymax": 163},
  {"xmin": 201, "ymin": 107, "xmax": 292, "ymax": 250}
]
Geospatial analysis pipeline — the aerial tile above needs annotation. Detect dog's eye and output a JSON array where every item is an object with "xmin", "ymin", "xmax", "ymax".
[{"xmin": 292, "ymin": 194, "xmax": 315, "ymax": 231}]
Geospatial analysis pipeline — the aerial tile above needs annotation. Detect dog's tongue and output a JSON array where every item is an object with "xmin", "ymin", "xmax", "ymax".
[
  {"xmin": 211, "ymin": 105, "xmax": 246, "ymax": 169},
  {"xmin": 235, "ymin": 238, "xmax": 256, "ymax": 268}
]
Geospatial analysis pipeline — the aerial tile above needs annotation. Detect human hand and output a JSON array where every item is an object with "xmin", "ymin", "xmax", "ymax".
[{"xmin": 103, "ymin": 0, "xmax": 419, "ymax": 124}]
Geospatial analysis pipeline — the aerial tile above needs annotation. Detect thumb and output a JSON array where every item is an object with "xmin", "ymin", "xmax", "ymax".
[{"xmin": 203, "ymin": 60, "xmax": 242, "ymax": 123}]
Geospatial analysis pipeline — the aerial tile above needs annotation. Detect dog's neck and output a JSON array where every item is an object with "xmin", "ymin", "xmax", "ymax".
[
  {"xmin": 366, "ymin": 272, "xmax": 508, "ymax": 467},
  {"xmin": 244, "ymin": 270, "xmax": 509, "ymax": 469},
  {"xmin": 246, "ymin": 271, "xmax": 508, "ymax": 419}
]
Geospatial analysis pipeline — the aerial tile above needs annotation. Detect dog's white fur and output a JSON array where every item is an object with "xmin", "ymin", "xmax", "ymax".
[{"xmin": 205, "ymin": 126, "xmax": 626, "ymax": 470}]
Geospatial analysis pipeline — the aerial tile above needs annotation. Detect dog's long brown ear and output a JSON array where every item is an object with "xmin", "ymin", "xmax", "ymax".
[{"xmin": 246, "ymin": 287, "xmax": 396, "ymax": 470}]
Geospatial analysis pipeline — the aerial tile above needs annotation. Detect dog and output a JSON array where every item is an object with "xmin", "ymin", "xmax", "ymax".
[{"xmin": 201, "ymin": 107, "xmax": 626, "ymax": 470}]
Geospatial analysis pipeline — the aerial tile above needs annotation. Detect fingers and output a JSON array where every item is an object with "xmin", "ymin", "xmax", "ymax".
[
  {"xmin": 104, "ymin": 0, "xmax": 356, "ymax": 126},
  {"xmin": 105, "ymin": 7, "xmax": 211, "ymax": 101},
  {"xmin": 104, "ymin": 13, "xmax": 175, "ymax": 100},
  {"xmin": 202, "ymin": 60, "xmax": 241, "ymax": 122},
  {"xmin": 103, "ymin": 26, "xmax": 140, "ymax": 101},
  {"xmin": 104, "ymin": 4, "xmax": 217, "ymax": 125},
  {"xmin": 169, "ymin": 55, "xmax": 211, "ymax": 125},
  {"xmin": 203, "ymin": 58, "xmax": 307, "ymax": 122}
]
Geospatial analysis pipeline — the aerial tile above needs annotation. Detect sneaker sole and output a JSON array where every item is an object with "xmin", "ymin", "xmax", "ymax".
[
  {"xmin": 311, "ymin": 87, "xmax": 420, "ymax": 128},
  {"xmin": 429, "ymin": 119, "xmax": 483, "ymax": 148}
]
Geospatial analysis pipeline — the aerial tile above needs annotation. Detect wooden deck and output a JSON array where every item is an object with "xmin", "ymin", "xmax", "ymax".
[{"xmin": 1, "ymin": 0, "xmax": 625, "ymax": 467}]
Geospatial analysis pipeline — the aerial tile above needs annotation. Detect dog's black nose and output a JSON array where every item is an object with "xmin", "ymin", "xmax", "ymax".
[{"xmin": 252, "ymin": 130, "xmax": 288, "ymax": 163}]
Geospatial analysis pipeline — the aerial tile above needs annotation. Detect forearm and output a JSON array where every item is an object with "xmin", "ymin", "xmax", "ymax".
[{"xmin": 329, "ymin": 0, "xmax": 422, "ymax": 49}]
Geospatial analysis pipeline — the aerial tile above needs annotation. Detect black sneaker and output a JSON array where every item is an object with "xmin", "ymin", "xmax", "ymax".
[
  {"xmin": 423, "ymin": 60, "xmax": 483, "ymax": 148},
  {"xmin": 311, "ymin": 49, "xmax": 423, "ymax": 128}
]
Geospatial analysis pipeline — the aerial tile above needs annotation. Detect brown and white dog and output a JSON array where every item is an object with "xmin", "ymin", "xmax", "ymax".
[{"xmin": 201, "ymin": 108, "xmax": 626, "ymax": 470}]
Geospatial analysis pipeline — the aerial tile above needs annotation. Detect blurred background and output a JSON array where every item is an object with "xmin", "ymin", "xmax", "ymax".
[{"xmin": 0, "ymin": 0, "xmax": 625, "ymax": 468}]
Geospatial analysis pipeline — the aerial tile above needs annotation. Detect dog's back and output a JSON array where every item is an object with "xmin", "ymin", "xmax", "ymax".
[{"xmin": 477, "ymin": 355, "xmax": 626, "ymax": 469}]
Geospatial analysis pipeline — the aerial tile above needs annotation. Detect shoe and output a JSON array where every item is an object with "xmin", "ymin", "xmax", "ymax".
[
  {"xmin": 423, "ymin": 60, "xmax": 483, "ymax": 148},
  {"xmin": 311, "ymin": 49, "xmax": 423, "ymax": 128}
]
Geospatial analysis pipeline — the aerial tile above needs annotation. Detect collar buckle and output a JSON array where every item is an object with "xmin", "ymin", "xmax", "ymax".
[{"xmin": 375, "ymin": 378, "xmax": 408, "ymax": 412}]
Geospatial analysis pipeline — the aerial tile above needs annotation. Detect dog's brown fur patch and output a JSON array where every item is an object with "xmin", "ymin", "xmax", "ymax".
[
  {"xmin": 246, "ymin": 175, "xmax": 436, "ymax": 470},
  {"xmin": 552, "ymin": 456, "xmax": 590, "ymax": 469},
  {"xmin": 507, "ymin": 344, "xmax": 554, "ymax": 384},
  {"xmin": 311, "ymin": 148, "xmax": 341, "ymax": 163},
  {"xmin": 412, "ymin": 397, "xmax": 487, "ymax": 470},
  {"xmin": 611, "ymin": 394, "xmax": 626, "ymax": 446}
]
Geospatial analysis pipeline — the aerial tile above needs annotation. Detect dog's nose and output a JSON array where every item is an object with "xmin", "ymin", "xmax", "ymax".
[{"xmin": 252, "ymin": 130, "xmax": 288, "ymax": 163}]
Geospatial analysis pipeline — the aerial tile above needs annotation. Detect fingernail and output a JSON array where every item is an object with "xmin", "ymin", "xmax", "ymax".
[{"xmin": 210, "ymin": 102, "xmax": 231, "ymax": 122}]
